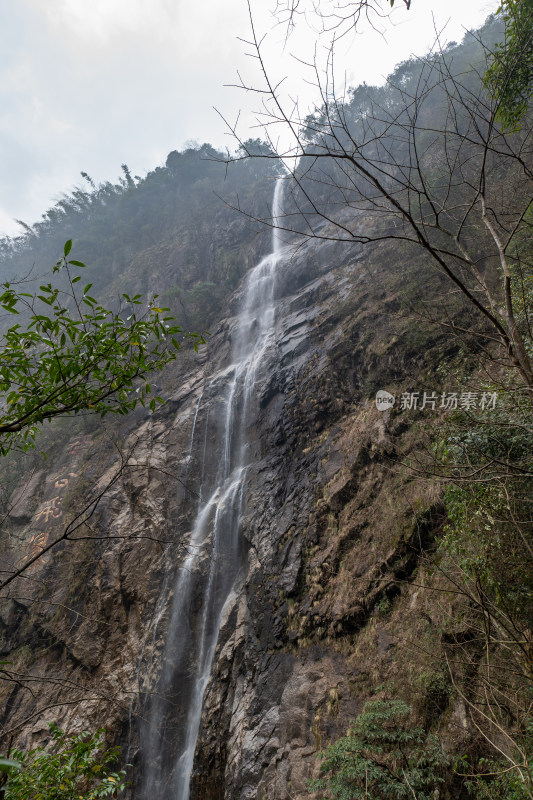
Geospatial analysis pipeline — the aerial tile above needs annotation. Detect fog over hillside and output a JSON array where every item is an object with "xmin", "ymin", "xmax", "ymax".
[{"xmin": 0, "ymin": 0, "xmax": 495, "ymax": 237}]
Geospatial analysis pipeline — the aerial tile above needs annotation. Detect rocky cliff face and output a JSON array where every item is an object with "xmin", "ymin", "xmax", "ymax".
[{"xmin": 0, "ymin": 217, "xmax": 463, "ymax": 798}]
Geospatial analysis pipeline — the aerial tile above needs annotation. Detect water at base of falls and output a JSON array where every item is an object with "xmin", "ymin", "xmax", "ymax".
[{"xmin": 138, "ymin": 176, "xmax": 286, "ymax": 800}]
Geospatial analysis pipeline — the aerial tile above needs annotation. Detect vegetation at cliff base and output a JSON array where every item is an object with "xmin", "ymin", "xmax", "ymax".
[
  {"xmin": 311, "ymin": 700, "xmax": 448, "ymax": 800},
  {"xmin": 2, "ymin": 725, "xmax": 126, "ymax": 800}
]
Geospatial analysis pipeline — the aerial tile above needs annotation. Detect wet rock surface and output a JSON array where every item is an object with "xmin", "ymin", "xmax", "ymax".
[{"xmin": 0, "ymin": 230, "xmax": 455, "ymax": 799}]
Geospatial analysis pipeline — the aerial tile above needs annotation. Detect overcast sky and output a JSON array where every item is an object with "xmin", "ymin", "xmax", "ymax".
[{"xmin": 0, "ymin": 0, "xmax": 497, "ymax": 238}]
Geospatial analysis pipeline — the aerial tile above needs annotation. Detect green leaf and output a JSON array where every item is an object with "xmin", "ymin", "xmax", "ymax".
[
  {"xmin": 0, "ymin": 247, "xmax": 198, "ymax": 457},
  {"xmin": 0, "ymin": 757, "xmax": 21, "ymax": 773},
  {"xmin": 63, "ymin": 239, "xmax": 72, "ymax": 256}
]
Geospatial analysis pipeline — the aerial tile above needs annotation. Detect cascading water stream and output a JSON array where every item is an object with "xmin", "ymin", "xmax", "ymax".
[{"xmin": 139, "ymin": 176, "xmax": 287, "ymax": 800}]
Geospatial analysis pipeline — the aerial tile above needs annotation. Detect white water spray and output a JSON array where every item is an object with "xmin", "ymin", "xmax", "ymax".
[{"xmin": 139, "ymin": 177, "xmax": 286, "ymax": 799}]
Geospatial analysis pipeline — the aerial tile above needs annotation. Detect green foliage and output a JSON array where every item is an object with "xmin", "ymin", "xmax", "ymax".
[
  {"xmin": 0, "ymin": 758, "xmax": 21, "ymax": 774},
  {"xmin": 377, "ymin": 596, "xmax": 392, "ymax": 616},
  {"xmin": 484, "ymin": 0, "xmax": 533, "ymax": 130},
  {"xmin": 186, "ymin": 281, "xmax": 221, "ymax": 318},
  {"xmin": 4, "ymin": 725, "xmax": 127, "ymax": 800},
  {"xmin": 0, "ymin": 243, "xmax": 204, "ymax": 456},
  {"xmin": 508, "ymin": 207, "xmax": 533, "ymax": 357},
  {"xmin": 439, "ymin": 397, "xmax": 533, "ymax": 621},
  {"xmin": 459, "ymin": 746, "xmax": 533, "ymax": 800},
  {"xmin": 436, "ymin": 396, "xmax": 532, "ymax": 798},
  {"xmin": 415, "ymin": 670, "xmax": 452, "ymax": 722},
  {"xmin": 466, "ymin": 767, "xmax": 532, "ymax": 800},
  {"xmin": 310, "ymin": 700, "xmax": 449, "ymax": 800}
]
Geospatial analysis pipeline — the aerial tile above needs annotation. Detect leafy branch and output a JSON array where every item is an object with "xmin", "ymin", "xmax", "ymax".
[{"xmin": 0, "ymin": 241, "xmax": 204, "ymax": 456}]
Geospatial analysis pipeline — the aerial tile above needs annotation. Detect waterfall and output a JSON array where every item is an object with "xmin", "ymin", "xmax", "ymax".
[{"xmin": 139, "ymin": 176, "xmax": 286, "ymax": 799}]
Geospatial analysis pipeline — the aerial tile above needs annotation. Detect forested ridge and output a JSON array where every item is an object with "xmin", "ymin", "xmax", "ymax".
[{"xmin": 0, "ymin": 143, "xmax": 278, "ymax": 331}]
